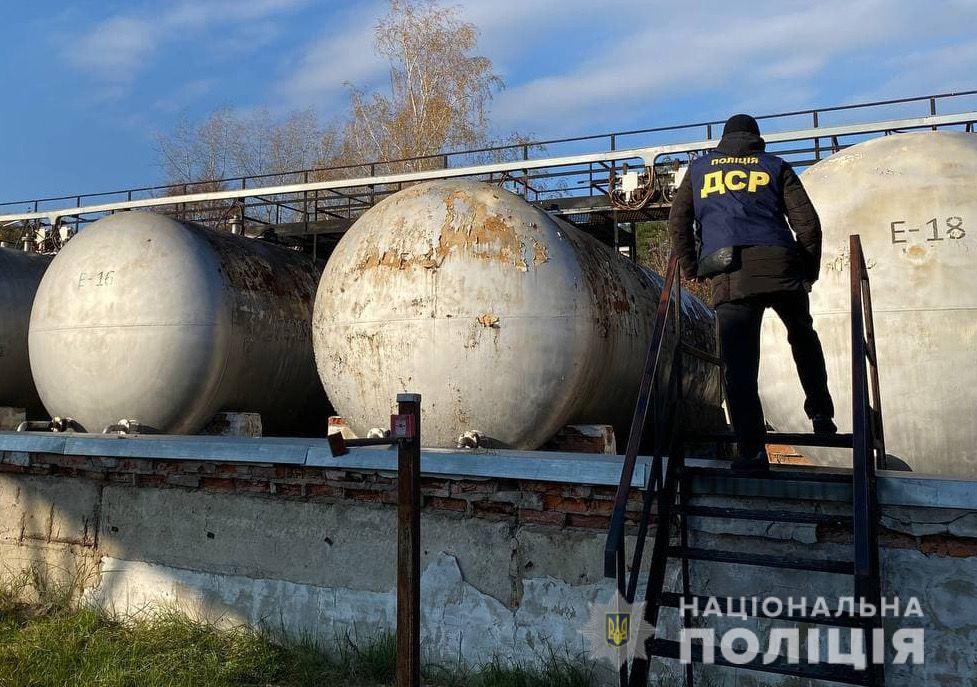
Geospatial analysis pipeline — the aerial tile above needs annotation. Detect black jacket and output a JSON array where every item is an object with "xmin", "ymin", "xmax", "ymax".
[{"xmin": 667, "ymin": 132, "xmax": 822, "ymax": 305}]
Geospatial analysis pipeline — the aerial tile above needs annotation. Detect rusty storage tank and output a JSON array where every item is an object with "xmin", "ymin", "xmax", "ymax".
[
  {"xmin": 29, "ymin": 212, "xmax": 326, "ymax": 434},
  {"xmin": 759, "ymin": 132, "xmax": 977, "ymax": 475},
  {"xmin": 312, "ymin": 179, "xmax": 722, "ymax": 449},
  {"xmin": 0, "ymin": 246, "xmax": 51, "ymax": 413}
]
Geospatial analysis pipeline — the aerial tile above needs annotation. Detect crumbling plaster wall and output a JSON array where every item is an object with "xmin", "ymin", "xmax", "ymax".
[{"xmin": 0, "ymin": 454, "xmax": 975, "ymax": 686}]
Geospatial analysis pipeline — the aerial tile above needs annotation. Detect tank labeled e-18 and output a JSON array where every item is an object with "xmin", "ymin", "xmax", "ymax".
[
  {"xmin": 759, "ymin": 132, "xmax": 977, "ymax": 475},
  {"xmin": 29, "ymin": 212, "xmax": 327, "ymax": 434},
  {"xmin": 313, "ymin": 179, "xmax": 722, "ymax": 449}
]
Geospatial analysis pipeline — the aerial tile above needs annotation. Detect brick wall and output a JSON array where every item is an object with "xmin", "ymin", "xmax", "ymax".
[
  {"xmin": 3, "ymin": 450, "xmax": 976, "ymax": 558},
  {"xmin": 0, "ymin": 451, "xmax": 647, "ymax": 531}
]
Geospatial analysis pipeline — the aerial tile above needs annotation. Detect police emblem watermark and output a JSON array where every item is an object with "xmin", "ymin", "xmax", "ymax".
[{"xmin": 580, "ymin": 592, "xmax": 652, "ymax": 667}]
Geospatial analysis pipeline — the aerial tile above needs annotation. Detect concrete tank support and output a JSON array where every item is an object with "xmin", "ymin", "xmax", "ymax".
[
  {"xmin": 0, "ymin": 247, "xmax": 51, "ymax": 413},
  {"xmin": 29, "ymin": 212, "xmax": 327, "ymax": 435},
  {"xmin": 759, "ymin": 132, "xmax": 977, "ymax": 475},
  {"xmin": 313, "ymin": 179, "xmax": 721, "ymax": 449}
]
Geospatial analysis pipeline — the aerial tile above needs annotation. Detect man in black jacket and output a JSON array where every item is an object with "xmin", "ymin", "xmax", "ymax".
[{"xmin": 667, "ymin": 114, "xmax": 835, "ymax": 473}]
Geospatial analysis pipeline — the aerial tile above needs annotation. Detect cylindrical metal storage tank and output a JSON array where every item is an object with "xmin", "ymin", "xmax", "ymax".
[
  {"xmin": 313, "ymin": 179, "xmax": 721, "ymax": 449},
  {"xmin": 0, "ymin": 247, "xmax": 51, "ymax": 413},
  {"xmin": 759, "ymin": 132, "xmax": 977, "ymax": 475},
  {"xmin": 29, "ymin": 212, "xmax": 326, "ymax": 434}
]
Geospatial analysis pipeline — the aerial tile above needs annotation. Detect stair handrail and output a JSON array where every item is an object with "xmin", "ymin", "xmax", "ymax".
[
  {"xmin": 603, "ymin": 253, "xmax": 683, "ymax": 591},
  {"xmin": 849, "ymin": 233, "xmax": 886, "ymax": 685},
  {"xmin": 849, "ymin": 234, "xmax": 885, "ymax": 586}
]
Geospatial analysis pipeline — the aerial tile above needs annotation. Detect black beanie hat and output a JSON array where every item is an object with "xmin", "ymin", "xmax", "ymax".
[{"xmin": 722, "ymin": 114, "xmax": 761, "ymax": 137}]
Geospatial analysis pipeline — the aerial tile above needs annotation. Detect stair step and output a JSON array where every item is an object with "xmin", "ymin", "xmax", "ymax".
[
  {"xmin": 659, "ymin": 592, "xmax": 866, "ymax": 628},
  {"xmin": 683, "ymin": 465, "xmax": 853, "ymax": 484},
  {"xmin": 668, "ymin": 547, "xmax": 854, "ymax": 574},
  {"xmin": 686, "ymin": 431, "xmax": 855, "ymax": 449},
  {"xmin": 646, "ymin": 638, "xmax": 872, "ymax": 685},
  {"xmin": 676, "ymin": 505, "xmax": 853, "ymax": 527}
]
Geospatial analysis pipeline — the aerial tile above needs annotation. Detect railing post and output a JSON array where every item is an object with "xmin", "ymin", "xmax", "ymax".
[
  {"xmin": 396, "ymin": 392, "xmax": 422, "ymax": 687},
  {"xmin": 813, "ymin": 111, "xmax": 821, "ymax": 160},
  {"xmin": 370, "ymin": 163, "xmax": 377, "ymax": 207},
  {"xmin": 522, "ymin": 145, "xmax": 529, "ymax": 199}
]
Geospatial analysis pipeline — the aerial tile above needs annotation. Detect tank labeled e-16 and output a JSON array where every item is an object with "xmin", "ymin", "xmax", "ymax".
[{"xmin": 29, "ymin": 212, "xmax": 327, "ymax": 434}]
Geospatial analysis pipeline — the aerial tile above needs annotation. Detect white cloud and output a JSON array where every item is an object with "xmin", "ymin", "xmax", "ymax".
[
  {"xmin": 279, "ymin": 3, "xmax": 387, "ymax": 110},
  {"xmin": 858, "ymin": 38, "xmax": 977, "ymax": 103},
  {"xmin": 278, "ymin": 0, "xmax": 599, "ymax": 114},
  {"xmin": 486, "ymin": 0, "xmax": 977, "ymax": 133},
  {"xmin": 66, "ymin": 0, "xmax": 977, "ymax": 135},
  {"xmin": 64, "ymin": 0, "xmax": 310, "ymax": 86},
  {"xmin": 153, "ymin": 78, "xmax": 218, "ymax": 113},
  {"xmin": 67, "ymin": 16, "xmax": 158, "ymax": 84},
  {"xmin": 454, "ymin": 0, "xmax": 598, "ymax": 66}
]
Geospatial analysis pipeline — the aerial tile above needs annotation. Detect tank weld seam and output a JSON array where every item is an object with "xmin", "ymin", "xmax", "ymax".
[
  {"xmin": 811, "ymin": 306, "xmax": 977, "ymax": 316},
  {"xmin": 30, "ymin": 322, "xmax": 219, "ymax": 333},
  {"xmin": 315, "ymin": 314, "xmax": 583, "ymax": 326}
]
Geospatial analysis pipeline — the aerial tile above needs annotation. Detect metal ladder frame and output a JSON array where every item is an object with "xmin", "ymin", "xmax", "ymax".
[{"xmin": 604, "ymin": 235, "xmax": 886, "ymax": 686}]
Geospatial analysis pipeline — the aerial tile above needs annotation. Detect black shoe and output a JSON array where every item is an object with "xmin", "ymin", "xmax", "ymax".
[
  {"xmin": 731, "ymin": 451, "xmax": 770, "ymax": 475},
  {"xmin": 813, "ymin": 415, "xmax": 838, "ymax": 435}
]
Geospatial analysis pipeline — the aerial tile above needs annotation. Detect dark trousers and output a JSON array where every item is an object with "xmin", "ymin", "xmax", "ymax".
[{"xmin": 716, "ymin": 290, "xmax": 834, "ymax": 458}]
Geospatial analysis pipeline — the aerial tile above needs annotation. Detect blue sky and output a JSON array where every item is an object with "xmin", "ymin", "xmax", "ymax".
[{"xmin": 2, "ymin": 0, "xmax": 977, "ymax": 204}]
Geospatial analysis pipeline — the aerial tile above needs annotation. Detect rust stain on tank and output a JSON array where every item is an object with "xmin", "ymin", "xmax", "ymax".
[
  {"xmin": 436, "ymin": 191, "xmax": 526, "ymax": 269},
  {"xmin": 351, "ymin": 188, "xmax": 545, "ymax": 275},
  {"xmin": 561, "ymin": 226, "xmax": 635, "ymax": 337},
  {"xmin": 905, "ymin": 244, "xmax": 929, "ymax": 264},
  {"xmin": 531, "ymin": 238, "xmax": 549, "ymax": 266},
  {"xmin": 477, "ymin": 313, "xmax": 500, "ymax": 328},
  {"xmin": 203, "ymin": 230, "xmax": 320, "ymax": 348}
]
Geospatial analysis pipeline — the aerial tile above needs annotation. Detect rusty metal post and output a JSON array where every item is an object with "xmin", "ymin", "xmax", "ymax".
[{"xmin": 395, "ymin": 392, "xmax": 421, "ymax": 687}]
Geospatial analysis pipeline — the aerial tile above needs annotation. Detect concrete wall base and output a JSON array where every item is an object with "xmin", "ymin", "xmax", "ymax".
[{"xmin": 0, "ymin": 408, "xmax": 25, "ymax": 431}]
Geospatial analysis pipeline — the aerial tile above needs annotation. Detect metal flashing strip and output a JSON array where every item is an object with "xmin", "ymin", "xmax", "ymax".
[
  {"xmin": 877, "ymin": 472, "xmax": 977, "ymax": 510},
  {"xmin": 59, "ymin": 434, "xmax": 313, "ymax": 465},
  {"xmin": 684, "ymin": 458, "xmax": 977, "ymax": 510},
  {"xmin": 0, "ymin": 433, "xmax": 68, "ymax": 454},
  {"xmin": 2, "ymin": 112, "xmax": 973, "ymax": 223},
  {"xmin": 306, "ymin": 445, "xmax": 651, "ymax": 487},
  {"xmin": 0, "ymin": 432, "xmax": 648, "ymax": 488}
]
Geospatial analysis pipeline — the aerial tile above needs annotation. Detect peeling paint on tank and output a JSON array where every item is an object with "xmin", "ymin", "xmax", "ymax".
[
  {"xmin": 531, "ymin": 239, "xmax": 549, "ymax": 266},
  {"xmin": 350, "ymin": 188, "xmax": 550, "ymax": 277},
  {"xmin": 476, "ymin": 314, "xmax": 500, "ymax": 328}
]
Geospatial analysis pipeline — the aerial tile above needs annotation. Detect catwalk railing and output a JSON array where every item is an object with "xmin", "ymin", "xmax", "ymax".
[{"xmin": 2, "ymin": 90, "xmax": 976, "ymax": 237}]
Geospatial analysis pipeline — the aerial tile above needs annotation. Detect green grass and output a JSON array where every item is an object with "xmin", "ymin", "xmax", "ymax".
[
  {"xmin": 425, "ymin": 653, "xmax": 598, "ymax": 687},
  {"xmin": 0, "ymin": 569, "xmax": 598, "ymax": 687}
]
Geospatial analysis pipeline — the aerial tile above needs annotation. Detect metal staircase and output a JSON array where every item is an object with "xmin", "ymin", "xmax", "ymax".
[{"xmin": 605, "ymin": 236, "xmax": 886, "ymax": 686}]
